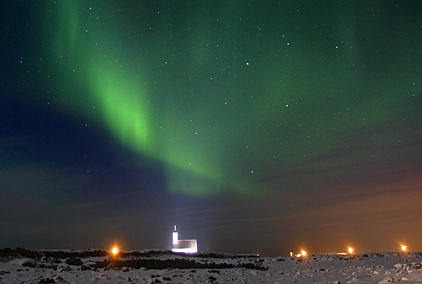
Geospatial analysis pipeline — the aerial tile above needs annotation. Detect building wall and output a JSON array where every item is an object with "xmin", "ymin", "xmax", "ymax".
[{"xmin": 172, "ymin": 239, "xmax": 198, "ymax": 253}]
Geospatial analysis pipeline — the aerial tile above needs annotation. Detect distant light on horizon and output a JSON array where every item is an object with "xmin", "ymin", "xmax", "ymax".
[
  {"xmin": 401, "ymin": 245, "xmax": 407, "ymax": 252},
  {"xmin": 111, "ymin": 246, "xmax": 119, "ymax": 256},
  {"xmin": 348, "ymin": 247, "xmax": 354, "ymax": 254},
  {"xmin": 292, "ymin": 249, "xmax": 307, "ymax": 258}
]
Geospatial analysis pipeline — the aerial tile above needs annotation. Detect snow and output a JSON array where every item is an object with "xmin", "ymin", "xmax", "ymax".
[{"xmin": 1, "ymin": 249, "xmax": 422, "ymax": 283}]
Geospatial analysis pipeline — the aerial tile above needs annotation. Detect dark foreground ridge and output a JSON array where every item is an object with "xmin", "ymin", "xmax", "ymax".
[
  {"xmin": 95, "ymin": 258, "xmax": 267, "ymax": 270},
  {"xmin": 0, "ymin": 247, "xmax": 108, "ymax": 259},
  {"xmin": 0, "ymin": 248, "xmax": 268, "ymax": 271}
]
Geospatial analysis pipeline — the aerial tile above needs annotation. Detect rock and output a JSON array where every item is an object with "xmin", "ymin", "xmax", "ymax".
[
  {"xmin": 0, "ymin": 270, "xmax": 10, "ymax": 275},
  {"xmin": 65, "ymin": 257, "xmax": 82, "ymax": 266},
  {"xmin": 80, "ymin": 264, "xmax": 92, "ymax": 271},
  {"xmin": 82, "ymin": 261, "xmax": 98, "ymax": 271},
  {"xmin": 53, "ymin": 275, "xmax": 66, "ymax": 283},
  {"xmin": 21, "ymin": 259, "xmax": 36, "ymax": 267},
  {"xmin": 39, "ymin": 278, "xmax": 56, "ymax": 283},
  {"xmin": 394, "ymin": 263, "xmax": 403, "ymax": 270},
  {"xmin": 105, "ymin": 263, "xmax": 117, "ymax": 270},
  {"xmin": 94, "ymin": 273, "xmax": 110, "ymax": 280},
  {"xmin": 56, "ymin": 263, "xmax": 72, "ymax": 272},
  {"xmin": 207, "ymin": 275, "xmax": 217, "ymax": 282},
  {"xmin": 378, "ymin": 277, "xmax": 395, "ymax": 283}
]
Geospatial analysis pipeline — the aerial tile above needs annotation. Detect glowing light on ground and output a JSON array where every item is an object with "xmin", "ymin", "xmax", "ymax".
[
  {"xmin": 335, "ymin": 247, "xmax": 354, "ymax": 255},
  {"xmin": 111, "ymin": 246, "xmax": 119, "ymax": 256},
  {"xmin": 291, "ymin": 249, "xmax": 308, "ymax": 258}
]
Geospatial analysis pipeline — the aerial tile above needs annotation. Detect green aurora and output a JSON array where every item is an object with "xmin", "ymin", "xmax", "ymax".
[{"xmin": 32, "ymin": 0, "xmax": 421, "ymax": 197}]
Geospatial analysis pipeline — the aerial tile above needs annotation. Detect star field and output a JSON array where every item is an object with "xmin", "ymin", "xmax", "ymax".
[{"xmin": 1, "ymin": 0, "xmax": 422, "ymax": 256}]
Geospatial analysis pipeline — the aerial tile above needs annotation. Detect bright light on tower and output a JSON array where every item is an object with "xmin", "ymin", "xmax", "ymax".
[{"xmin": 173, "ymin": 225, "xmax": 178, "ymax": 245}]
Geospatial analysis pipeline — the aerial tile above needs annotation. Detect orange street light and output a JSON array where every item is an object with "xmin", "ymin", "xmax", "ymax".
[{"xmin": 111, "ymin": 246, "xmax": 119, "ymax": 256}]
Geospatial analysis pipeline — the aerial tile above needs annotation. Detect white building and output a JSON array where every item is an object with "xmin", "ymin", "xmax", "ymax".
[{"xmin": 172, "ymin": 225, "xmax": 198, "ymax": 254}]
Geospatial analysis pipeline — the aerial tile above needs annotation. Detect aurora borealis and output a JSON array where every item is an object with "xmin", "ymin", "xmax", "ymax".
[{"xmin": 1, "ymin": 0, "xmax": 422, "ymax": 256}]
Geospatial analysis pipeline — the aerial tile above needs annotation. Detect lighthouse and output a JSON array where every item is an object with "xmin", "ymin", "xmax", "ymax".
[
  {"xmin": 171, "ymin": 225, "xmax": 198, "ymax": 254},
  {"xmin": 172, "ymin": 225, "xmax": 178, "ymax": 245}
]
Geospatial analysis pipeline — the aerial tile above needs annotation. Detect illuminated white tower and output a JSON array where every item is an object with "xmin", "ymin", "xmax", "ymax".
[
  {"xmin": 172, "ymin": 225, "xmax": 178, "ymax": 245},
  {"xmin": 172, "ymin": 225, "xmax": 197, "ymax": 253}
]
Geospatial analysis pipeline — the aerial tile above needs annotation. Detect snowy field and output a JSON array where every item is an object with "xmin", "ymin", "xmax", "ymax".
[{"xmin": 1, "ymin": 248, "xmax": 422, "ymax": 283}]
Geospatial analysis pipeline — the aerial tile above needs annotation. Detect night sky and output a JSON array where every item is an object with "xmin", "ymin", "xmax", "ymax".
[{"xmin": 1, "ymin": 0, "xmax": 422, "ymax": 256}]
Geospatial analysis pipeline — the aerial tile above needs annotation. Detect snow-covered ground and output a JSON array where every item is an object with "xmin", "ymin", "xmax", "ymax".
[{"xmin": 1, "ymin": 248, "xmax": 422, "ymax": 283}]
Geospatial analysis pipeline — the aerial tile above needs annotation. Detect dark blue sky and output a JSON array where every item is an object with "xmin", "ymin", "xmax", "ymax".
[{"xmin": 1, "ymin": 0, "xmax": 422, "ymax": 256}]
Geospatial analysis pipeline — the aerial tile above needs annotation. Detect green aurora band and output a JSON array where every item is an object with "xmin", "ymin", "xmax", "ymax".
[
  {"xmin": 37, "ymin": 0, "xmax": 231, "ymax": 197},
  {"xmin": 33, "ymin": 0, "xmax": 418, "ymax": 197}
]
